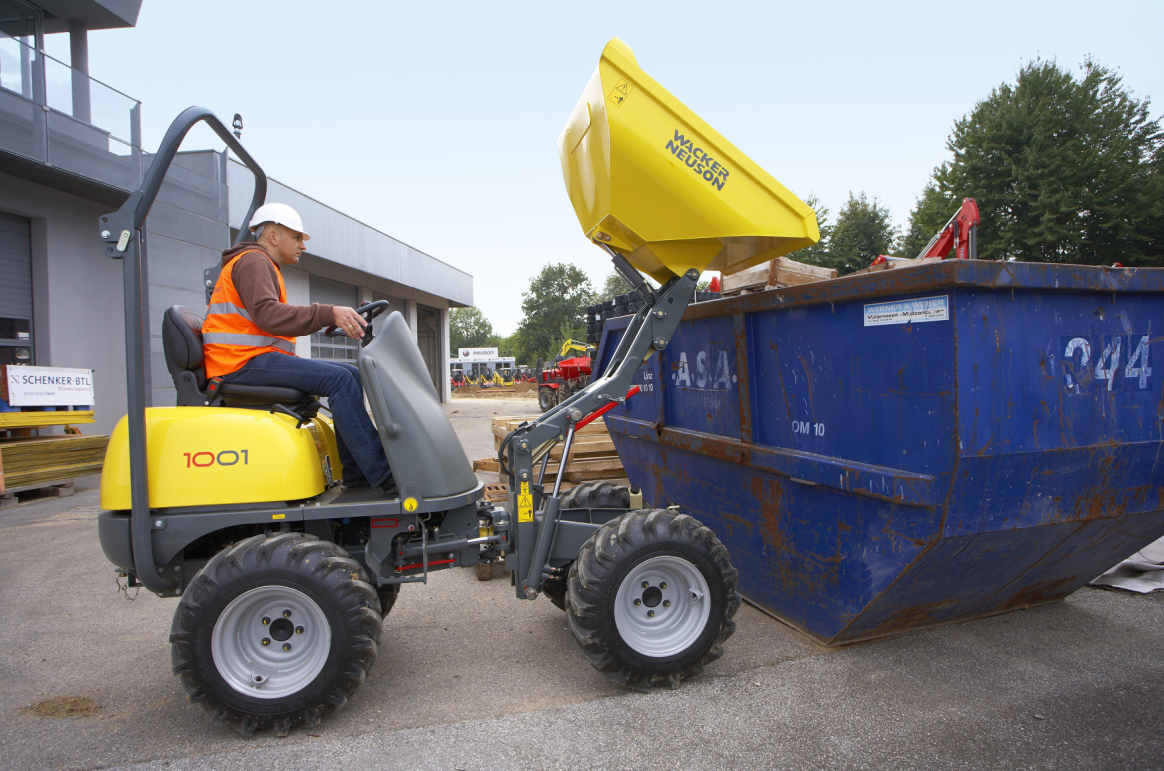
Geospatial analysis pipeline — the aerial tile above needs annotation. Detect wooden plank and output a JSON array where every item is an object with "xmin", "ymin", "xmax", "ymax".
[
  {"xmin": 473, "ymin": 458, "xmax": 500, "ymax": 473},
  {"xmin": 848, "ymin": 256, "xmax": 941, "ymax": 277},
  {"xmin": 0, "ymin": 411, "xmax": 96, "ymax": 429},
  {"xmin": 491, "ymin": 421, "xmax": 610, "ymax": 442},
  {"xmin": 563, "ymin": 468, "xmax": 628, "ymax": 483},
  {"xmin": 722, "ymin": 257, "xmax": 835, "ymax": 293},
  {"xmin": 3, "ymin": 462, "xmax": 104, "ymax": 489},
  {"xmin": 0, "ymin": 435, "xmax": 108, "ymax": 474}
]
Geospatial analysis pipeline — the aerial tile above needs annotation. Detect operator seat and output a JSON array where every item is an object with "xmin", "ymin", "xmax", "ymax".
[{"xmin": 162, "ymin": 305, "xmax": 319, "ymax": 413}]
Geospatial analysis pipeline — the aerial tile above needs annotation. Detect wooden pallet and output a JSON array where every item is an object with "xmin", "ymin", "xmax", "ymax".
[
  {"xmin": 479, "ymin": 415, "xmax": 628, "ymax": 490},
  {"xmin": 0, "ymin": 478, "xmax": 76, "ymax": 508},
  {"xmin": 721, "ymin": 256, "xmax": 836, "ymax": 296}
]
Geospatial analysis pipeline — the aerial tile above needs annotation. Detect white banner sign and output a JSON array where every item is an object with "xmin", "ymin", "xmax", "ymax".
[
  {"xmin": 5, "ymin": 366, "xmax": 96, "ymax": 406},
  {"xmin": 863, "ymin": 296, "xmax": 949, "ymax": 327},
  {"xmin": 459, "ymin": 347, "xmax": 499, "ymax": 360}
]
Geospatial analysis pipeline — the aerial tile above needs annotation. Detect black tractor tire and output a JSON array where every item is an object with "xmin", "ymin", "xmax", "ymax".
[
  {"xmin": 538, "ymin": 387, "xmax": 555, "ymax": 412},
  {"xmin": 170, "ymin": 532, "xmax": 382, "ymax": 736},
  {"xmin": 565, "ymin": 509, "xmax": 740, "ymax": 690},
  {"xmin": 561, "ymin": 481, "xmax": 630, "ymax": 509},
  {"xmin": 377, "ymin": 584, "xmax": 400, "ymax": 618}
]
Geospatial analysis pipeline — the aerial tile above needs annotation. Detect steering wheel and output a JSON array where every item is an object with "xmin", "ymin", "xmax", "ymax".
[{"xmin": 324, "ymin": 299, "xmax": 389, "ymax": 344}]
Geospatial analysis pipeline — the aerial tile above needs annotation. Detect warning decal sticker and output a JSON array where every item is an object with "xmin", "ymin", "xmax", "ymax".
[
  {"xmin": 517, "ymin": 481, "xmax": 533, "ymax": 522},
  {"xmin": 607, "ymin": 78, "xmax": 634, "ymax": 107},
  {"xmin": 864, "ymin": 295, "xmax": 949, "ymax": 327}
]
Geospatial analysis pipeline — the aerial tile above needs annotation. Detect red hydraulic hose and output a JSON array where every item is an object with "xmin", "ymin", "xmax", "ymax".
[{"xmin": 576, "ymin": 385, "xmax": 641, "ymax": 429}]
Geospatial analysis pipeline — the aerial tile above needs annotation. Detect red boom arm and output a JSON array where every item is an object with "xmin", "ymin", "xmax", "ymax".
[{"xmin": 918, "ymin": 197, "xmax": 979, "ymax": 260}]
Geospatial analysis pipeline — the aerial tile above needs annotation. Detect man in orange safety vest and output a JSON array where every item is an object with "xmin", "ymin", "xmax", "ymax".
[{"xmin": 203, "ymin": 203, "xmax": 392, "ymax": 490}]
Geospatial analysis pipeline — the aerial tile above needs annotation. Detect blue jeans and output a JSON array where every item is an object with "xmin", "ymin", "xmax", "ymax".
[{"xmin": 222, "ymin": 352, "xmax": 392, "ymax": 487}]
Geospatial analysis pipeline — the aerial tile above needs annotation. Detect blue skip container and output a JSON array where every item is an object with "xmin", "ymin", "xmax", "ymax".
[{"xmin": 595, "ymin": 261, "xmax": 1164, "ymax": 645}]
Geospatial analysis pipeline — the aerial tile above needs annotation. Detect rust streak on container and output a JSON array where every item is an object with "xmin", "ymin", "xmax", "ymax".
[
  {"xmin": 999, "ymin": 576, "xmax": 1076, "ymax": 611},
  {"xmin": 866, "ymin": 599, "xmax": 962, "ymax": 636}
]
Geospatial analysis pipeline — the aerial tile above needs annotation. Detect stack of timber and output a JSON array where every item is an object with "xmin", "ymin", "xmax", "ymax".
[
  {"xmin": 847, "ymin": 255, "xmax": 941, "ymax": 276},
  {"xmin": 1, "ymin": 434, "xmax": 108, "ymax": 490},
  {"xmin": 0, "ymin": 410, "xmax": 105, "ymax": 501},
  {"xmin": 472, "ymin": 415, "xmax": 629, "ymax": 492},
  {"xmin": 720, "ymin": 256, "xmax": 836, "ymax": 296}
]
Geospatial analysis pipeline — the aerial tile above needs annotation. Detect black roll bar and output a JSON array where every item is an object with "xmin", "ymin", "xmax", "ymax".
[{"xmin": 98, "ymin": 107, "xmax": 268, "ymax": 594}]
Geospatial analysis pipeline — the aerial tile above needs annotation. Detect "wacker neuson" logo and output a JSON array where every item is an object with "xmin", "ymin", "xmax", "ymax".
[{"xmin": 664, "ymin": 130, "xmax": 729, "ymax": 191}]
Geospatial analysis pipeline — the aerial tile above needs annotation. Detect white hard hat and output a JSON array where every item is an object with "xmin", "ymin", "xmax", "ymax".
[{"xmin": 249, "ymin": 202, "xmax": 310, "ymax": 240}]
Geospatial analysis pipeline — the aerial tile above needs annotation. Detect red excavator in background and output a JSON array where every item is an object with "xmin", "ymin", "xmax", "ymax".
[
  {"xmin": 869, "ymin": 197, "xmax": 979, "ymax": 269},
  {"xmin": 537, "ymin": 339, "xmax": 595, "ymax": 411},
  {"xmin": 916, "ymin": 197, "xmax": 979, "ymax": 260}
]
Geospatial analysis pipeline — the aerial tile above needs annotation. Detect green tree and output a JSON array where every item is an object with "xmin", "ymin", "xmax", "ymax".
[
  {"xmin": 515, "ymin": 263, "xmax": 595, "ymax": 362},
  {"xmin": 899, "ymin": 184, "xmax": 953, "ymax": 259},
  {"xmin": 449, "ymin": 306, "xmax": 495, "ymax": 351},
  {"xmin": 820, "ymin": 193, "xmax": 899, "ymax": 275},
  {"xmin": 600, "ymin": 271, "xmax": 633, "ymax": 301},
  {"xmin": 905, "ymin": 59, "xmax": 1164, "ymax": 266},
  {"xmin": 789, "ymin": 193, "xmax": 834, "ymax": 268},
  {"xmin": 597, "ymin": 271, "xmax": 662, "ymax": 302}
]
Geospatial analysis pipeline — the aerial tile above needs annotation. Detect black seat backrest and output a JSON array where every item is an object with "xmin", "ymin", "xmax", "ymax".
[{"xmin": 162, "ymin": 305, "xmax": 207, "ymax": 391}]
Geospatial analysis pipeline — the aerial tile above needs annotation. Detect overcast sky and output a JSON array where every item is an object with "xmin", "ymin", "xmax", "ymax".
[{"xmin": 55, "ymin": 0, "xmax": 1164, "ymax": 334}]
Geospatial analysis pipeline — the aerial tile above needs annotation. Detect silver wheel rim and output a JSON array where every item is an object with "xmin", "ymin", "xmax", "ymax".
[
  {"xmin": 614, "ymin": 555, "xmax": 712, "ymax": 657},
  {"xmin": 211, "ymin": 585, "xmax": 331, "ymax": 699}
]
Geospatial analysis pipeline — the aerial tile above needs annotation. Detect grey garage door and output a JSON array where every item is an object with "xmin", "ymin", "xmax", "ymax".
[
  {"xmin": 309, "ymin": 274, "xmax": 358, "ymax": 361},
  {"xmin": 416, "ymin": 304, "xmax": 441, "ymax": 395},
  {"xmin": 0, "ymin": 210, "xmax": 33, "ymax": 366}
]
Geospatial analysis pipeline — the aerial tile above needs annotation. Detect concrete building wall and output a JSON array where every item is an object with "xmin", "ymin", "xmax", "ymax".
[
  {"xmin": 1, "ymin": 149, "xmax": 468, "ymax": 433},
  {"xmin": 144, "ymin": 151, "xmax": 230, "ymax": 408},
  {"xmin": 0, "ymin": 171, "xmax": 127, "ymax": 436}
]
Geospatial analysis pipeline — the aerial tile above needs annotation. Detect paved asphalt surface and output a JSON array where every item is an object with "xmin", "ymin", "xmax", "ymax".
[{"xmin": 1, "ymin": 396, "xmax": 1161, "ymax": 770}]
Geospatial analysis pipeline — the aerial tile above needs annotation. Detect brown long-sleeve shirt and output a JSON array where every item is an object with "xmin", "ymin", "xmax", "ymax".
[{"xmin": 220, "ymin": 243, "xmax": 335, "ymax": 336}]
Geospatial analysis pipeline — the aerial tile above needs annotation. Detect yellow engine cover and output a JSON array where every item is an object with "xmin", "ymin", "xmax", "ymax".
[
  {"xmin": 558, "ymin": 37, "xmax": 819, "ymax": 284},
  {"xmin": 100, "ymin": 407, "xmax": 340, "ymax": 510}
]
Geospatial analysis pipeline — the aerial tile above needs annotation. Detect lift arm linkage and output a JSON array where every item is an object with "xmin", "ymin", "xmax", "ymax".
[{"xmin": 506, "ymin": 261, "xmax": 700, "ymax": 599}]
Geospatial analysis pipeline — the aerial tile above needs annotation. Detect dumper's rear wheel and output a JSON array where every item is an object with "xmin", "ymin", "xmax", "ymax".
[
  {"xmin": 377, "ymin": 584, "xmax": 399, "ymax": 618},
  {"xmin": 538, "ymin": 387, "xmax": 555, "ymax": 411},
  {"xmin": 566, "ymin": 509, "xmax": 740, "ymax": 689},
  {"xmin": 170, "ymin": 533, "xmax": 382, "ymax": 736},
  {"xmin": 561, "ymin": 481, "xmax": 630, "ymax": 509}
]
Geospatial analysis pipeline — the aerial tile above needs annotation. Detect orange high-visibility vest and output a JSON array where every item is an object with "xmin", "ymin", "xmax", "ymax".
[{"xmin": 202, "ymin": 250, "xmax": 297, "ymax": 378}]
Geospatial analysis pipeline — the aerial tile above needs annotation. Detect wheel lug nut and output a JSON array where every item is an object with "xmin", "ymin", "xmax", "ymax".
[
  {"xmin": 663, "ymin": 600, "xmax": 671, "ymax": 607},
  {"xmin": 296, "ymin": 626, "xmax": 305, "ymax": 635},
  {"xmin": 283, "ymin": 643, "xmax": 292, "ymax": 652},
  {"xmin": 262, "ymin": 617, "xmax": 270, "ymax": 625},
  {"xmin": 262, "ymin": 638, "xmax": 270, "ymax": 646},
  {"xmin": 647, "ymin": 610, "xmax": 655, "ymax": 618},
  {"xmin": 660, "ymin": 582, "xmax": 666, "ymax": 589},
  {"xmin": 634, "ymin": 598, "xmax": 641, "ymax": 606},
  {"xmin": 641, "ymin": 581, "xmax": 649, "ymax": 588},
  {"xmin": 282, "ymin": 609, "xmax": 292, "ymax": 618}
]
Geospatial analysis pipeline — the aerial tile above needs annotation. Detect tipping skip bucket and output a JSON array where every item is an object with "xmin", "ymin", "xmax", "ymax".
[
  {"xmin": 558, "ymin": 38, "xmax": 819, "ymax": 284},
  {"xmin": 594, "ymin": 261, "xmax": 1164, "ymax": 645}
]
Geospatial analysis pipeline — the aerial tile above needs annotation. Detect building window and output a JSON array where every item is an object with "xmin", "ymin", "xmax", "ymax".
[
  {"xmin": 310, "ymin": 332, "xmax": 357, "ymax": 361},
  {"xmin": 308, "ymin": 274, "xmax": 358, "ymax": 361}
]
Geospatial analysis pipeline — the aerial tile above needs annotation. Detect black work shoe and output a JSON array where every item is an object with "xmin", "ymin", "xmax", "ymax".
[
  {"xmin": 343, "ymin": 476, "xmax": 371, "ymax": 488},
  {"xmin": 379, "ymin": 478, "xmax": 399, "ymax": 498}
]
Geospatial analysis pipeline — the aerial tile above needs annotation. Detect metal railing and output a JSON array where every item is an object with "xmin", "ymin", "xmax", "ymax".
[{"xmin": 0, "ymin": 32, "xmax": 142, "ymax": 189}]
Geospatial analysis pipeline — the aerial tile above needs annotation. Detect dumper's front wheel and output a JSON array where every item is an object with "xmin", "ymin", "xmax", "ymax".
[
  {"xmin": 170, "ymin": 533, "xmax": 382, "ymax": 736},
  {"xmin": 566, "ymin": 509, "xmax": 740, "ymax": 689}
]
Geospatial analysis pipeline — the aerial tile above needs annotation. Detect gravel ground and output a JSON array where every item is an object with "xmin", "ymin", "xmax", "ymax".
[{"xmin": 0, "ymin": 400, "xmax": 1160, "ymax": 770}]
